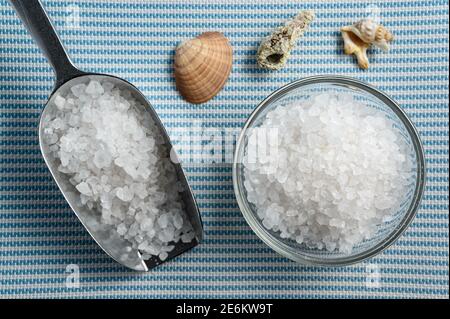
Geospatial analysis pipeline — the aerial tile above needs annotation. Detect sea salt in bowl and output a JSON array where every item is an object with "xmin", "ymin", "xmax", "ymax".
[{"xmin": 233, "ymin": 76, "xmax": 425, "ymax": 266}]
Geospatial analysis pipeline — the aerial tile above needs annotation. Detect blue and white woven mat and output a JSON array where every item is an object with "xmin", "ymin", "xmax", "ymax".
[{"xmin": 0, "ymin": 0, "xmax": 448, "ymax": 298}]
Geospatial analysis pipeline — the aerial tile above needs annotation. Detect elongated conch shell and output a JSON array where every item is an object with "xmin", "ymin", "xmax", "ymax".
[
  {"xmin": 257, "ymin": 10, "xmax": 315, "ymax": 70},
  {"xmin": 174, "ymin": 32, "xmax": 232, "ymax": 104},
  {"xmin": 341, "ymin": 19, "xmax": 394, "ymax": 69}
]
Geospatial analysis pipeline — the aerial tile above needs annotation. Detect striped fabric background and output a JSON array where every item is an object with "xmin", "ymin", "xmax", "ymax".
[{"xmin": 0, "ymin": 0, "xmax": 448, "ymax": 298}]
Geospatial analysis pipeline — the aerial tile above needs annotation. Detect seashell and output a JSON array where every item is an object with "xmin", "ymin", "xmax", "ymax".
[
  {"xmin": 257, "ymin": 10, "xmax": 315, "ymax": 70},
  {"xmin": 342, "ymin": 19, "xmax": 393, "ymax": 51},
  {"xmin": 174, "ymin": 32, "xmax": 232, "ymax": 104},
  {"xmin": 341, "ymin": 19, "xmax": 394, "ymax": 69},
  {"xmin": 341, "ymin": 30, "xmax": 371, "ymax": 69}
]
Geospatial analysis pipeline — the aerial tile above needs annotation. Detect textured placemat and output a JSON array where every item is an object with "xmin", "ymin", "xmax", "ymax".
[{"xmin": 0, "ymin": 0, "xmax": 448, "ymax": 298}]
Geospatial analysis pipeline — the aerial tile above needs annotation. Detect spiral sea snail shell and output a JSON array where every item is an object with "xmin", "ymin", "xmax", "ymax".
[{"xmin": 341, "ymin": 19, "xmax": 394, "ymax": 69}]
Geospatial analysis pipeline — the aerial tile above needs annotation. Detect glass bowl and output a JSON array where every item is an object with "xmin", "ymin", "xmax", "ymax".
[{"xmin": 232, "ymin": 76, "xmax": 426, "ymax": 266}]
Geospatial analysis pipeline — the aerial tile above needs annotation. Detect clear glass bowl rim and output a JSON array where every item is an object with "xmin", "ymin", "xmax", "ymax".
[{"xmin": 232, "ymin": 75, "xmax": 426, "ymax": 266}]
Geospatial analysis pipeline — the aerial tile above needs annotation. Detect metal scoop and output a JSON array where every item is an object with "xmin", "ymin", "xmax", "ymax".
[{"xmin": 9, "ymin": 0, "xmax": 203, "ymax": 271}]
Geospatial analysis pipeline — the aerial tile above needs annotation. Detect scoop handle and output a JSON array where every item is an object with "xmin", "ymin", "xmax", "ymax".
[{"xmin": 9, "ymin": 0, "xmax": 84, "ymax": 88}]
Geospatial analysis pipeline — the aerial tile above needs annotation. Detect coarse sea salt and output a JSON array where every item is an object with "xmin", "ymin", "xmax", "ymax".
[
  {"xmin": 243, "ymin": 92, "xmax": 413, "ymax": 254},
  {"xmin": 43, "ymin": 79, "xmax": 195, "ymax": 261}
]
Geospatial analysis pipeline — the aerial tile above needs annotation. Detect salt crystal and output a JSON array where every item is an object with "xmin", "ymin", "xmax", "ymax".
[
  {"xmin": 181, "ymin": 231, "xmax": 195, "ymax": 243},
  {"xmin": 159, "ymin": 252, "xmax": 168, "ymax": 261},
  {"xmin": 157, "ymin": 214, "xmax": 169, "ymax": 228},
  {"xmin": 172, "ymin": 213, "xmax": 184, "ymax": 230},
  {"xmin": 76, "ymin": 182, "xmax": 92, "ymax": 196},
  {"xmin": 85, "ymin": 80, "xmax": 104, "ymax": 96},
  {"xmin": 70, "ymin": 83, "xmax": 86, "ymax": 97},
  {"xmin": 140, "ymin": 218, "xmax": 153, "ymax": 231},
  {"xmin": 93, "ymin": 150, "xmax": 112, "ymax": 169},
  {"xmin": 116, "ymin": 186, "xmax": 133, "ymax": 202},
  {"xmin": 117, "ymin": 223, "xmax": 127, "ymax": 236},
  {"xmin": 102, "ymin": 81, "xmax": 114, "ymax": 92},
  {"xmin": 54, "ymin": 95, "xmax": 66, "ymax": 110}
]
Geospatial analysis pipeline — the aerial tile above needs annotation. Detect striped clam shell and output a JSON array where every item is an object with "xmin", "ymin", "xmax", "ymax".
[{"xmin": 174, "ymin": 32, "xmax": 232, "ymax": 104}]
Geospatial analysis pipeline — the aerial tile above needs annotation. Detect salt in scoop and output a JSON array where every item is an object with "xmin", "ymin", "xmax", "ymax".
[{"xmin": 10, "ymin": 0, "xmax": 203, "ymax": 271}]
